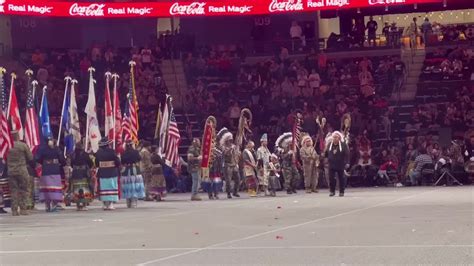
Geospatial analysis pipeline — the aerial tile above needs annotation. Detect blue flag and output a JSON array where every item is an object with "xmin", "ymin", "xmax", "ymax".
[
  {"xmin": 60, "ymin": 86, "xmax": 74, "ymax": 154},
  {"xmin": 39, "ymin": 88, "xmax": 52, "ymax": 139}
]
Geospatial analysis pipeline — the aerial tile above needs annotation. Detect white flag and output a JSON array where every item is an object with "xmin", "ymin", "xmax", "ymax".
[
  {"xmin": 84, "ymin": 73, "xmax": 101, "ymax": 153},
  {"xmin": 69, "ymin": 81, "xmax": 81, "ymax": 145}
]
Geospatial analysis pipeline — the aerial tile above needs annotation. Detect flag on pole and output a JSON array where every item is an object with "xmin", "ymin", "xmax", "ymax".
[
  {"xmin": 124, "ymin": 73, "xmax": 138, "ymax": 143},
  {"xmin": 122, "ymin": 97, "xmax": 131, "ymax": 144},
  {"xmin": 158, "ymin": 95, "xmax": 170, "ymax": 156},
  {"xmin": 163, "ymin": 102, "xmax": 181, "ymax": 167},
  {"xmin": 129, "ymin": 61, "xmax": 139, "ymax": 133},
  {"xmin": 104, "ymin": 72, "xmax": 114, "ymax": 141},
  {"xmin": 39, "ymin": 86, "xmax": 52, "ymax": 139},
  {"xmin": 112, "ymin": 74, "xmax": 122, "ymax": 152},
  {"xmin": 7, "ymin": 73, "xmax": 23, "ymax": 140},
  {"xmin": 24, "ymin": 77, "xmax": 40, "ymax": 153},
  {"xmin": 0, "ymin": 68, "xmax": 13, "ymax": 158},
  {"xmin": 84, "ymin": 67, "xmax": 101, "ymax": 153},
  {"xmin": 59, "ymin": 81, "xmax": 74, "ymax": 154},
  {"xmin": 153, "ymin": 103, "xmax": 162, "ymax": 141},
  {"xmin": 70, "ymin": 79, "xmax": 81, "ymax": 147}
]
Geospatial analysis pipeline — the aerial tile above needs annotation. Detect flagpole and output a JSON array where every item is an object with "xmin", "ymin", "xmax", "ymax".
[
  {"xmin": 112, "ymin": 73, "xmax": 119, "ymax": 150},
  {"xmin": 85, "ymin": 67, "xmax": 95, "ymax": 152},
  {"xmin": 40, "ymin": 86, "xmax": 46, "ymax": 115},
  {"xmin": 57, "ymin": 76, "xmax": 72, "ymax": 146},
  {"xmin": 31, "ymin": 80, "xmax": 38, "ymax": 100},
  {"xmin": 154, "ymin": 102, "xmax": 161, "ymax": 140},
  {"xmin": 6, "ymin": 72, "xmax": 16, "ymax": 118}
]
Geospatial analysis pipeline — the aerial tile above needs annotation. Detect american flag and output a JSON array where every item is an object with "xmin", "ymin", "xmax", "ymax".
[
  {"xmin": 125, "ymin": 78, "xmax": 138, "ymax": 143},
  {"xmin": 24, "ymin": 80, "xmax": 40, "ymax": 153},
  {"xmin": 0, "ymin": 70, "xmax": 13, "ymax": 158},
  {"xmin": 292, "ymin": 113, "xmax": 302, "ymax": 151},
  {"xmin": 122, "ymin": 97, "xmax": 131, "ymax": 143},
  {"xmin": 164, "ymin": 107, "xmax": 181, "ymax": 167}
]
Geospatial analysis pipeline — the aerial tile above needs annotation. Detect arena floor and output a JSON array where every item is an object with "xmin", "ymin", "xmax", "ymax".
[{"xmin": 0, "ymin": 186, "xmax": 473, "ymax": 265}]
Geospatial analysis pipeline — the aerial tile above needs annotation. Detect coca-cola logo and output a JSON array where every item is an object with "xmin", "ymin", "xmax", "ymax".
[
  {"xmin": 169, "ymin": 2, "xmax": 206, "ymax": 15},
  {"xmin": 269, "ymin": 0, "xmax": 304, "ymax": 13},
  {"xmin": 69, "ymin": 3, "xmax": 105, "ymax": 16},
  {"xmin": 0, "ymin": 0, "xmax": 5, "ymax": 13},
  {"xmin": 368, "ymin": 0, "xmax": 405, "ymax": 5}
]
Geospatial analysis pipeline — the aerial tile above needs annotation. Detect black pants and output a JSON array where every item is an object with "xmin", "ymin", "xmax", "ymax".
[{"xmin": 329, "ymin": 168, "xmax": 346, "ymax": 193}]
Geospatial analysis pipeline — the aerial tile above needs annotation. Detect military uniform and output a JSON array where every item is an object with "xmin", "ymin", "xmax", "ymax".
[
  {"xmin": 187, "ymin": 144, "xmax": 202, "ymax": 199},
  {"xmin": 150, "ymin": 153, "xmax": 167, "ymax": 200},
  {"xmin": 0, "ymin": 159, "xmax": 11, "ymax": 211},
  {"xmin": 139, "ymin": 147, "xmax": 155, "ymax": 200},
  {"xmin": 281, "ymin": 150, "xmax": 300, "ymax": 194},
  {"xmin": 300, "ymin": 145, "xmax": 320, "ymax": 192},
  {"xmin": 7, "ymin": 140, "xmax": 33, "ymax": 215},
  {"xmin": 223, "ymin": 145, "xmax": 241, "ymax": 198}
]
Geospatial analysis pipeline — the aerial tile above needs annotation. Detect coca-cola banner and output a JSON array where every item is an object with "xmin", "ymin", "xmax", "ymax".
[{"xmin": 0, "ymin": 0, "xmax": 441, "ymax": 18}]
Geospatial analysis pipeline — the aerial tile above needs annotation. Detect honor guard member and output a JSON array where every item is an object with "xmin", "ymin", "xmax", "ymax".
[
  {"xmin": 7, "ymin": 131, "xmax": 34, "ymax": 216},
  {"xmin": 276, "ymin": 132, "xmax": 300, "ymax": 194},
  {"xmin": 300, "ymin": 134, "xmax": 320, "ymax": 193},
  {"xmin": 218, "ymin": 128, "xmax": 241, "ymax": 199}
]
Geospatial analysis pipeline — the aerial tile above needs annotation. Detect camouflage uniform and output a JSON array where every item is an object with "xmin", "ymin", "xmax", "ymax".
[
  {"xmin": 223, "ymin": 145, "xmax": 241, "ymax": 196},
  {"xmin": 6, "ymin": 140, "xmax": 33, "ymax": 215},
  {"xmin": 281, "ymin": 150, "xmax": 299, "ymax": 193},
  {"xmin": 300, "ymin": 146, "xmax": 320, "ymax": 192},
  {"xmin": 139, "ymin": 147, "xmax": 154, "ymax": 200}
]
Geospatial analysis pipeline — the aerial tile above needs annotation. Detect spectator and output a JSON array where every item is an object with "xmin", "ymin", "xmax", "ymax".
[
  {"xmin": 421, "ymin": 18, "xmax": 432, "ymax": 46},
  {"xmin": 409, "ymin": 148, "xmax": 433, "ymax": 186},
  {"xmin": 290, "ymin": 21, "xmax": 303, "ymax": 52},
  {"xmin": 366, "ymin": 16, "xmax": 378, "ymax": 47},
  {"xmin": 228, "ymin": 101, "xmax": 241, "ymax": 130}
]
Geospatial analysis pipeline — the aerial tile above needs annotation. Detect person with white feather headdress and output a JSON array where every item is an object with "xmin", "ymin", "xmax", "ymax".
[
  {"xmin": 300, "ymin": 133, "xmax": 320, "ymax": 193},
  {"xmin": 324, "ymin": 131, "xmax": 350, "ymax": 197},
  {"xmin": 217, "ymin": 128, "xmax": 241, "ymax": 199},
  {"xmin": 275, "ymin": 132, "xmax": 300, "ymax": 194}
]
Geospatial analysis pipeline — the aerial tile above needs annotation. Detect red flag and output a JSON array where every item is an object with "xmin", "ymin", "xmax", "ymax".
[
  {"xmin": 8, "ymin": 75, "xmax": 23, "ymax": 140},
  {"xmin": 104, "ymin": 74, "xmax": 114, "ymax": 141}
]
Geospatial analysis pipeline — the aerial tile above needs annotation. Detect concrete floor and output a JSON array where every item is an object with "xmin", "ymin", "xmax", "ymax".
[{"xmin": 0, "ymin": 186, "xmax": 473, "ymax": 265}]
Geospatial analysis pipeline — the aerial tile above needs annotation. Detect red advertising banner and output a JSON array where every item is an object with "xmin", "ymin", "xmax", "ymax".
[{"xmin": 0, "ymin": 0, "xmax": 442, "ymax": 18}]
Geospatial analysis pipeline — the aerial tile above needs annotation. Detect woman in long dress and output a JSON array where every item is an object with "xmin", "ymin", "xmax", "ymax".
[
  {"xmin": 121, "ymin": 141, "xmax": 146, "ymax": 208},
  {"xmin": 36, "ymin": 137, "xmax": 66, "ymax": 212},
  {"xmin": 70, "ymin": 142, "xmax": 93, "ymax": 211}
]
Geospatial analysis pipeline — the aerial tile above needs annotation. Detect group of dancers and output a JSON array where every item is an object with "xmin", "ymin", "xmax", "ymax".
[
  {"xmin": 1, "ymin": 131, "xmax": 167, "ymax": 215},
  {"xmin": 186, "ymin": 112, "xmax": 351, "ymax": 201},
  {"xmin": 1, "ymin": 110, "xmax": 352, "ymax": 216}
]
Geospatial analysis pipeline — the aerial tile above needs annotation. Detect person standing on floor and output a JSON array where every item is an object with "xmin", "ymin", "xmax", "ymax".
[
  {"xmin": 187, "ymin": 138, "xmax": 202, "ymax": 201},
  {"xmin": 35, "ymin": 136, "xmax": 65, "ymax": 212},
  {"xmin": 95, "ymin": 137, "xmax": 121, "ymax": 210},
  {"xmin": 121, "ymin": 140, "xmax": 146, "ymax": 208},
  {"xmin": 6, "ymin": 131, "xmax": 34, "ymax": 216},
  {"xmin": 70, "ymin": 142, "xmax": 94, "ymax": 211},
  {"xmin": 276, "ymin": 132, "xmax": 300, "ymax": 194},
  {"xmin": 218, "ymin": 128, "xmax": 241, "ymax": 199},
  {"xmin": 268, "ymin": 154, "xmax": 281, "ymax": 197},
  {"xmin": 300, "ymin": 134, "xmax": 320, "ymax": 193},
  {"xmin": 256, "ymin": 134, "xmax": 271, "ymax": 196},
  {"xmin": 0, "ymin": 158, "xmax": 10, "ymax": 214},
  {"xmin": 149, "ymin": 146, "xmax": 167, "ymax": 201},
  {"xmin": 139, "ymin": 141, "xmax": 155, "ymax": 201},
  {"xmin": 325, "ymin": 131, "xmax": 350, "ymax": 197},
  {"xmin": 243, "ymin": 141, "xmax": 258, "ymax": 197}
]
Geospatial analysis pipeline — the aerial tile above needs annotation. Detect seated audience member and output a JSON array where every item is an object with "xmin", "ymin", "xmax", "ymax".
[{"xmin": 409, "ymin": 148, "xmax": 434, "ymax": 185}]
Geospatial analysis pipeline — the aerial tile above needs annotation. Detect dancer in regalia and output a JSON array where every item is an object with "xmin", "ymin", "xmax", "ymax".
[
  {"xmin": 256, "ymin": 134, "xmax": 271, "ymax": 196},
  {"xmin": 243, "ymin": 141, "xmax": 258, "ymax": 197},
  {"xmin": 95, "ymin": 137, "xmax": 121, "ymax": 210},
  {"xmin": 149, "ymin": 146, "xmax": 167, "ymax": 201},
  {"xmin": 121, "ymin": 140, "xmax": 146, "ymax": 208},
  {"xmin": 276, "ymin": 132, "xmax": 300, "ymax": 194},
  {"xmin": 70, "ymin": 142, "xmax": 94, "ymax": 211},
  {"xmin": 36, "ymin": 136, "xmax": 66, "ymax": 212}
]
